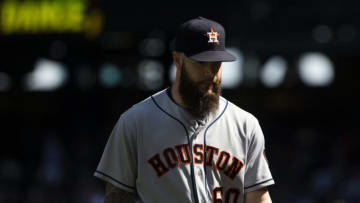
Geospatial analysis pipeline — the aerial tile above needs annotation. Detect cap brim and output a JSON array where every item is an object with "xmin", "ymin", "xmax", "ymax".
[{"xmin": 188, "ymin": 50, "xmax": 236, "ymax": 62}]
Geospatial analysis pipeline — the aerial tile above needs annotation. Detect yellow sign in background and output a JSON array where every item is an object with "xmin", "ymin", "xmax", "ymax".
[{"xmin": 0, "ymin": 0, "xmax": 103, "ymax": 37}]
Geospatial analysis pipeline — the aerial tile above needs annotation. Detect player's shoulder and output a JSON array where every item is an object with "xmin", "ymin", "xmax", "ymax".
[
  {"xmin": 221, "ymin": 97, "xmax": 261, "ymax": 138},
  {"xmin": 120, "ymin": 89, "xmax": 167, "ymax": 120},
  {"xmin": 221, "ymin": 96, "xmax": 259, "ymax": 125}
]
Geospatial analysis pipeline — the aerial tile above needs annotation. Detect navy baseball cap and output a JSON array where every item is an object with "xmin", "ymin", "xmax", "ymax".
[{"xmin": 170, "ymin": 17, "xmax": 236, "ymax": 62}]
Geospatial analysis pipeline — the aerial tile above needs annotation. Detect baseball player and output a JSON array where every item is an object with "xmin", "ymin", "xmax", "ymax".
[{"xmin": 94, "ymin": 17, "xmax": 274, "ymax": 203}]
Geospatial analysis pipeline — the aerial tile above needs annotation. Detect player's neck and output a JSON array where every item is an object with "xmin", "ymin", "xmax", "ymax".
[{"xmin": 171, "ymin": 83, "xmax": 186, "ymax": 108}]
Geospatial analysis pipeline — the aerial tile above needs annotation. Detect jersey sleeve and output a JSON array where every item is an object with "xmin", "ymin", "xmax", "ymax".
[
  {"xmin": 94, "ymin": 112, "xmax": 137, "ymax": 193},
  {"xmin": 244, "ymin": 116, "xmax": 275, "ymax": 193}
]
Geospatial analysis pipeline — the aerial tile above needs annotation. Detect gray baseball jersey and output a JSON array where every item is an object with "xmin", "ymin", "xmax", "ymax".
[{"xmin": 94, "ymin": 88, "xmax": 274, "ymax": 203}]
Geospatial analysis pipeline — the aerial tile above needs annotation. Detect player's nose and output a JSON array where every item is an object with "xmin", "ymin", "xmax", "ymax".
[
  {"xmin": 203, "ymin": 62, "xmax": 221, "ymax": 75},
  {"xmin": 203, "ymin": 63, "xmax": 221, "ymax": 81}
]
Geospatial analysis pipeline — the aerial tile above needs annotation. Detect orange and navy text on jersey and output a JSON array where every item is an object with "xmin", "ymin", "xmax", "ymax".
[{"xmin": 147, "ymin": 144, "xmax": 244, "ymax": 179}]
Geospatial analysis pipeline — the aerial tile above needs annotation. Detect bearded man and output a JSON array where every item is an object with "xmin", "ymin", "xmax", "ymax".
[{"xmin": 94, "ymin": 17, "xmax": 275, "ymax": 203}]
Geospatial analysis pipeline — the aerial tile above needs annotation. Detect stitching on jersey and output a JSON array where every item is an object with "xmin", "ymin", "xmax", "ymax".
[
  {"xmin": 203, "ymin": 99, "xmax": 229, "ymax": 170},
  {"xmin": 203, "ymin": 100, "xmax": 228, "ymax": 196},
  {"xmin": 95, "ymin": 170, "xmax": 135, "ymax": 190},
  {"xmin": 151, "ymin": 95, "xmax": 186, "ymax": 129},
  {"xmin": 244, "ymin": 178, "xmax": 274, "ymax": 189},
  {"xmin": 203, "ymin": 99, "xmax": 229, "ymax": 138},
  {"xmin": 150, "ymin": 96, "xmax": 200, "ymax": 203}
]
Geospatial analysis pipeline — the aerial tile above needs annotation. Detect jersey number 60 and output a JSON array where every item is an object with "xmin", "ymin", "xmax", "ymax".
[{"xmin": 212, "ymin": 187, "xmax": 240, "ymax": 203}]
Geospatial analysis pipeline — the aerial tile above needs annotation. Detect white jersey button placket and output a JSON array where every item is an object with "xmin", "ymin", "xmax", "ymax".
[{"xmin": 198, "ymin": 168, "xmax": 203, "ymax": 177}]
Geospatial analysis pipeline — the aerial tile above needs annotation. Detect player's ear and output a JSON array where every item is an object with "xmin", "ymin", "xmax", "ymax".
[{"xmin": 172, "ymin": 51, "xmax": 183, "ymax": 70}]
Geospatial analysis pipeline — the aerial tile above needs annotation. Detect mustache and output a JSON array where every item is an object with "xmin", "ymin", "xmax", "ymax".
[
  {"xmin": 198, "ymin": 79, "xmax": 221, "ymax": 85},
  {"xmin": 197, "ymin": 79, "xmax": 222, "ymax": 96}
]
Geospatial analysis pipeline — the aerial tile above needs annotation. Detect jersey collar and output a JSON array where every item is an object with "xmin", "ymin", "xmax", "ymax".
[{"xmin": 160, "ymin": 87, "xmax": 225, "ymax": 131}]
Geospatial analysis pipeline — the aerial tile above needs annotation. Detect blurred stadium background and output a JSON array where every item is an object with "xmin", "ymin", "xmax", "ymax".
[{"xmin": 0, "ymin": 0, "xmax": 359, "ymax": 202}]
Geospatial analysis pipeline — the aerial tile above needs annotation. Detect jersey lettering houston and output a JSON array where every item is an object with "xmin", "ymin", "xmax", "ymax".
[{"xmin": 94, "ymin": 88, "xmax": 274, "ymax": 203}]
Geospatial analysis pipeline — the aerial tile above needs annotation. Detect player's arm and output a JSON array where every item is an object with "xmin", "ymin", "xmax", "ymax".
[
  {"xmin": 105, "ymin": 182, "xmax": 135, "ymax": 203},
  {"xmin": 245, "ymin": 188, "xmax": 272, "ymax": 203}
]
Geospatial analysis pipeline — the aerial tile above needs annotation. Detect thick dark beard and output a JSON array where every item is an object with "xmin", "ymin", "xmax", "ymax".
[{"xmin": 178, "ymin": 64, "xmax": 221, "ymax": 120}]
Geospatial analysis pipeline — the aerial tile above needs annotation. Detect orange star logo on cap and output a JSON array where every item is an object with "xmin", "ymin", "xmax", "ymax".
[{"xmin": 204, "ymin": 28, "xmax": 220, "ymax": 44}]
